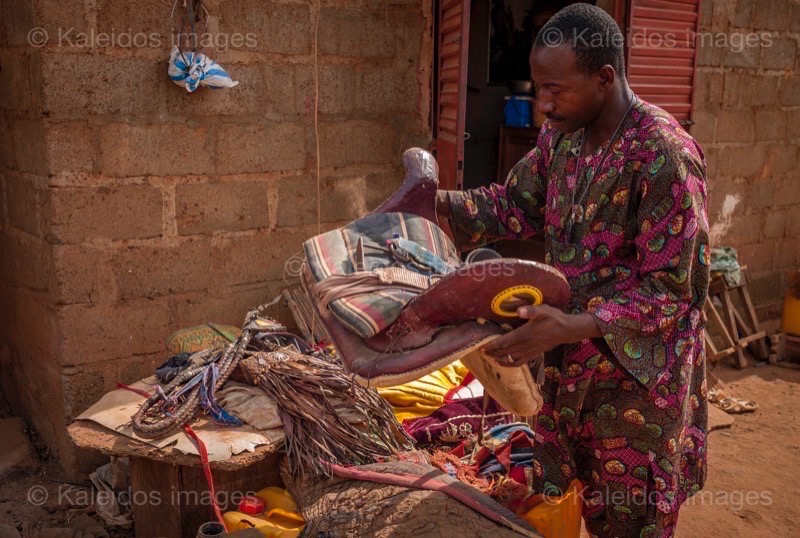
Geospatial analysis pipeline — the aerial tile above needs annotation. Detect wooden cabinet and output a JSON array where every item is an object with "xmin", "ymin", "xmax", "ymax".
[
  {"xmin": 495, "ymin": 126, "xmax": 543, "ymax": 263},
  {"xmin": 496, "ymin": 126, "xmax": 539, "ymax": 182}
]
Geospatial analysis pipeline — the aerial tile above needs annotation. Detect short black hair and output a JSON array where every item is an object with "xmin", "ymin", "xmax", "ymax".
[{"xmin": 533, "ymin": 3, "xmax": 626, "ymax": 78}]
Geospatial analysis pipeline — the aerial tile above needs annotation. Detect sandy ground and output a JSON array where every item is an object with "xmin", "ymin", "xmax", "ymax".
[
  {"xmin": 675, "ymin": 360, "xmax": 800, "ymax": 538},
  {"xmin": 0, "ymin": 360, "xmax": 798, "ymax": 537}
]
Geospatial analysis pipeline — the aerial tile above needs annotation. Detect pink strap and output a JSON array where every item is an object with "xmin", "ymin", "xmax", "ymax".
[{"xmin": 327, "ymin": 463, "xmax": 537, "ymax": 537}]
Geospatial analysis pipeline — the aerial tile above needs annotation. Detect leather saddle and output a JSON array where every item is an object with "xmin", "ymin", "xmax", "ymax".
[{"xmin": 301, "ymin": 148, "xmax": 569, "ymax": 415}]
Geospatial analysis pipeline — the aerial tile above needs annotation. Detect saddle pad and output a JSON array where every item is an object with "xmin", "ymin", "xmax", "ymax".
[{"xmin": 304, "ymin": 212, "xmax": 459, "ymax": 339}]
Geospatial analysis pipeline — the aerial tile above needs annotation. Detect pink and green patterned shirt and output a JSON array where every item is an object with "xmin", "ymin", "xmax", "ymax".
[{"xmin": 446, "ymin": 96, "xmax": 710, "ymax": 521}]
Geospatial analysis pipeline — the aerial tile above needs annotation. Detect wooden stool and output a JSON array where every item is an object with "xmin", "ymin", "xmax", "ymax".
[
  {"xmin": 708, "ymin": 270, "xmax": 769, "ymax": 368},
  {"xmin": 69, "ymin": 421, "xmax": 283, "ymax": 537},
  {"xmin": 704, "ymin": 299, "xmax": 737, "ymax": 366}
]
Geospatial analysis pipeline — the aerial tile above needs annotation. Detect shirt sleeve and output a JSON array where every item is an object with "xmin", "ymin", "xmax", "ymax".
[
  {"xmin": 443, "ymin": 126, "xmax": 554, "ymax": 250},
  {"xmin": 591, "ymin": 145, "xmax": 711, "ymax": 392}
]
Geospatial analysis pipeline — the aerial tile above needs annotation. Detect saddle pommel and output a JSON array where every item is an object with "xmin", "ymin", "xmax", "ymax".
[{"xmin": 370, "ymin": 148, "xmax": 440, "ymax": 226}]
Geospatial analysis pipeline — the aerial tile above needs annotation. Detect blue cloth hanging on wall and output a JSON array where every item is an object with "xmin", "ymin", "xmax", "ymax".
[{"xmin": 168, "ymin": 46, "xmax": 239, "ymax": 93}]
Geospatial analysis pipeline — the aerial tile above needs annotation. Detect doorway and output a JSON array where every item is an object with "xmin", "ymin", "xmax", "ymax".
[
  {"xmin": 431, "ymin": 0, "xmax": 700, "ymax": 191},
  {"xmin": 462, "ymin": 0, "xmax": 614, "ymax": 190}
]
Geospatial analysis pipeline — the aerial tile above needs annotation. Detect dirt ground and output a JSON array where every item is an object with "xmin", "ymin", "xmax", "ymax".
[
  {"xmin": 0, "ymin": 360, "xmax": 798, "ymax": 537},
  {"xmin": 675, "ymin": 360, "xmax": 800, "ymax": 538}
]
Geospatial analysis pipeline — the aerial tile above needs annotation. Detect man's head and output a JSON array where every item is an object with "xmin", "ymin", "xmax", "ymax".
[{"xmin": 531, "ymin": 3, "xmax": 627, "ymax": 134}]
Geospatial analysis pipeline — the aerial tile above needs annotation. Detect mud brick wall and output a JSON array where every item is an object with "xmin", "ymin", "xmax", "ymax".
[
  {"xmin": 691, "ymin": 0, "xmax": 800, "ymax": 321},
  {"xmin": 0, "ymin": 0, "xmax": 432, "ymax": 472}
]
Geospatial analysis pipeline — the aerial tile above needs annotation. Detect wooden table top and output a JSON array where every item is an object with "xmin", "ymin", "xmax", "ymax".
[{"xmin": 68, "ymin": 420, "xmax": 282, "ymax": 471}]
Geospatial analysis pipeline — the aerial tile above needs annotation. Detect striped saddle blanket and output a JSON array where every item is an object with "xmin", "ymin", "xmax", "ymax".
[{"xmin": 303, "ymin": 212, "xmax": 459, "ymax": 339}]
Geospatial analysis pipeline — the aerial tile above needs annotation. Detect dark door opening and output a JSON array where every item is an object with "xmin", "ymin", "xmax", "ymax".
[
  {"xmin": 462, "ymin": 0, "xmax": 609, "ymax": 190},
  {"xmin": 432, "ymin": 0, "xmax": 702, "ymax": 188}
]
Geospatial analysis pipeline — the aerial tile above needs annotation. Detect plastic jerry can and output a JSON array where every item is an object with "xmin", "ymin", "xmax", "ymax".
[
  {"xmin": 782, "ymin": 289, "xmax": 800, "ymax": 336},
  {"xmin": 223, "ymin": 487, "xmax": 305, "ymax": 537}
]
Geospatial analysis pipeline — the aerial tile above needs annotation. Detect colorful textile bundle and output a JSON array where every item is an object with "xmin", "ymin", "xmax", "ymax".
[
  {"xmin": 403, "ymin": 398, "xmax": 513, "ymax": 445},
  {"xmin": 470, "ymin": 423, "xmax": 535, "ymax": 485},
  {"xmin": 428, "ymin": 423, "xmax": 537, "ymax": 512},
  {"xmin": 168, "ymin": 46, "xmax": 239, "ymax": 93},
  {"xmin": 429, "ymin": 450, "xmax": 491, "ymax": 493},
  {"xmin": 710, "ymin": 246, "xmax": 741, "ymax": 286},
  {"xmin": 378, "ymin": 361, "xmax": 513, "ymax": 445}
]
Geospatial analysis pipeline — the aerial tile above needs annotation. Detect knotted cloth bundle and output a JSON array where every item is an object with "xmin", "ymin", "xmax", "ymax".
[{"xmin": 168, "ymin": 46, "xmax": 239, "ymax": 93}]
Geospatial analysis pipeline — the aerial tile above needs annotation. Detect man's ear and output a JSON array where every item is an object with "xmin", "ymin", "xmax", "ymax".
[{"xmin": 596, "ymin": 65, "xmax": 616, "ymax": 92}]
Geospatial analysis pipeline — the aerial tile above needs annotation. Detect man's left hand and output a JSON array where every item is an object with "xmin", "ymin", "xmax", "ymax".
[{"xmin": 482, "ymin": 305, "xmax": 602, "ymax": 367}]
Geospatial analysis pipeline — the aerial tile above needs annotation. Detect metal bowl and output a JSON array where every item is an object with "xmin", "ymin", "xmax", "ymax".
[{"xmin": 507, "ymin": 80, "xmax": 533, "ymax": 95}]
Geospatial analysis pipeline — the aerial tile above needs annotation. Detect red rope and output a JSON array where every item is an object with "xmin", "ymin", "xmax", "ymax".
[
  {"xmin": 183, "ymin": 424, "xmax": 226, "ymax": 530},
  {"xmin": 444, "ymin": 372, "xmax": 476, "ymax": 404},
  {"xmin": 116, "ymin": 382, "xmax": 151, "ymax": 398},
  {"xmin": 116, "ymin": 382, "xmax": 227, "ymax": 530}
]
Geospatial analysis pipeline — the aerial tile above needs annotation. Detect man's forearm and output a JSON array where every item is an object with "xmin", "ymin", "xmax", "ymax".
[{"xmin": 567, "ymin": 312, "xmax": 603, "ymax": 343}]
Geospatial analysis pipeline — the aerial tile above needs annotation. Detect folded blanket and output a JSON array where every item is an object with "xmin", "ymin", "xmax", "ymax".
[{"xmin": 377, "ymin": 360, "xmax": 470, "ymax": 421}]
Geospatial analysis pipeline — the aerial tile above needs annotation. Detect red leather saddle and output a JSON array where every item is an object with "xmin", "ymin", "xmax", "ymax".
[{"xmin": 301, "ymin": 148, "xmax": 569, "ymax": 415}]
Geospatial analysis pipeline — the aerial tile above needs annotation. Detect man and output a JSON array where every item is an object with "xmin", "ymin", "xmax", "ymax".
[{"xmin": 437, "ymin": 5, "xmax": 709, "ymax": 537}]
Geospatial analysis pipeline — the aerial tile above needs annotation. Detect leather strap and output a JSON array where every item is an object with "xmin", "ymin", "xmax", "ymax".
[{"xmin": 312, "ymin": 267, "xmax": 442, "ymax": 310}]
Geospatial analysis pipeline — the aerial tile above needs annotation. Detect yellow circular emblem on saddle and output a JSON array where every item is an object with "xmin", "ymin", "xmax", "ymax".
[{"xmin": 491, "ymin": 285, "xmax": 544, "ymax": 317}]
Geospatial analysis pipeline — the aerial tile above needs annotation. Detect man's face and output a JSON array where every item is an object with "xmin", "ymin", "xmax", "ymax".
[{"xmin": 531, "ymin": 44, "xmax": 605, "ymax": 134}]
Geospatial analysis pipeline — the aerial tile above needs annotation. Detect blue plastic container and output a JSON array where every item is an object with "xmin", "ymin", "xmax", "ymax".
[{"xmin": 503, "ymin": 96, "xmax": 533, "ymax": 128}]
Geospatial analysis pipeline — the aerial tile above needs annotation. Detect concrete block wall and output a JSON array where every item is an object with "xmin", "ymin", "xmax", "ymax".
[
  {"xmin": 0, "ymin": 0, "xmax": 433, "ymax": 472},
  {"xmin": 691, "ymin": 0, "xmax": 800, "ymax": 319}
]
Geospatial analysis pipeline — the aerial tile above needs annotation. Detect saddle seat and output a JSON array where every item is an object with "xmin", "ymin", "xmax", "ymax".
[{"xmin": 301, "ymin": 148, "xmax": 569, "ymax": 415}]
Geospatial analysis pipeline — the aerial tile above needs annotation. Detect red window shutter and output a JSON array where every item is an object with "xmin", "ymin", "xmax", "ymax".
[
  {"xmin": 626, "ymin": 0, "xmax": 701, "ymax": 125},
  {"xmin": 434, "ymin": 0, "xmax": 471, "ymax": 190}
]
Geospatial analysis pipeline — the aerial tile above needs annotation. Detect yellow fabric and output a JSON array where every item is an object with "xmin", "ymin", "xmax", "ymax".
[
  {"xmin": 520, "ymin": 479, "xmax": 583, "ymax": 538},
  {"xmin": 377, "ymin": 360, "xmax": 469, "ymax": 422}
]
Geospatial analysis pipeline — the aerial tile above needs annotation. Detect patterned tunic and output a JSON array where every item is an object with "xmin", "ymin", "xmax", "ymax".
[{"xmin": 445, "ymin": 97, "xmax": 709, "ymax": 536}]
